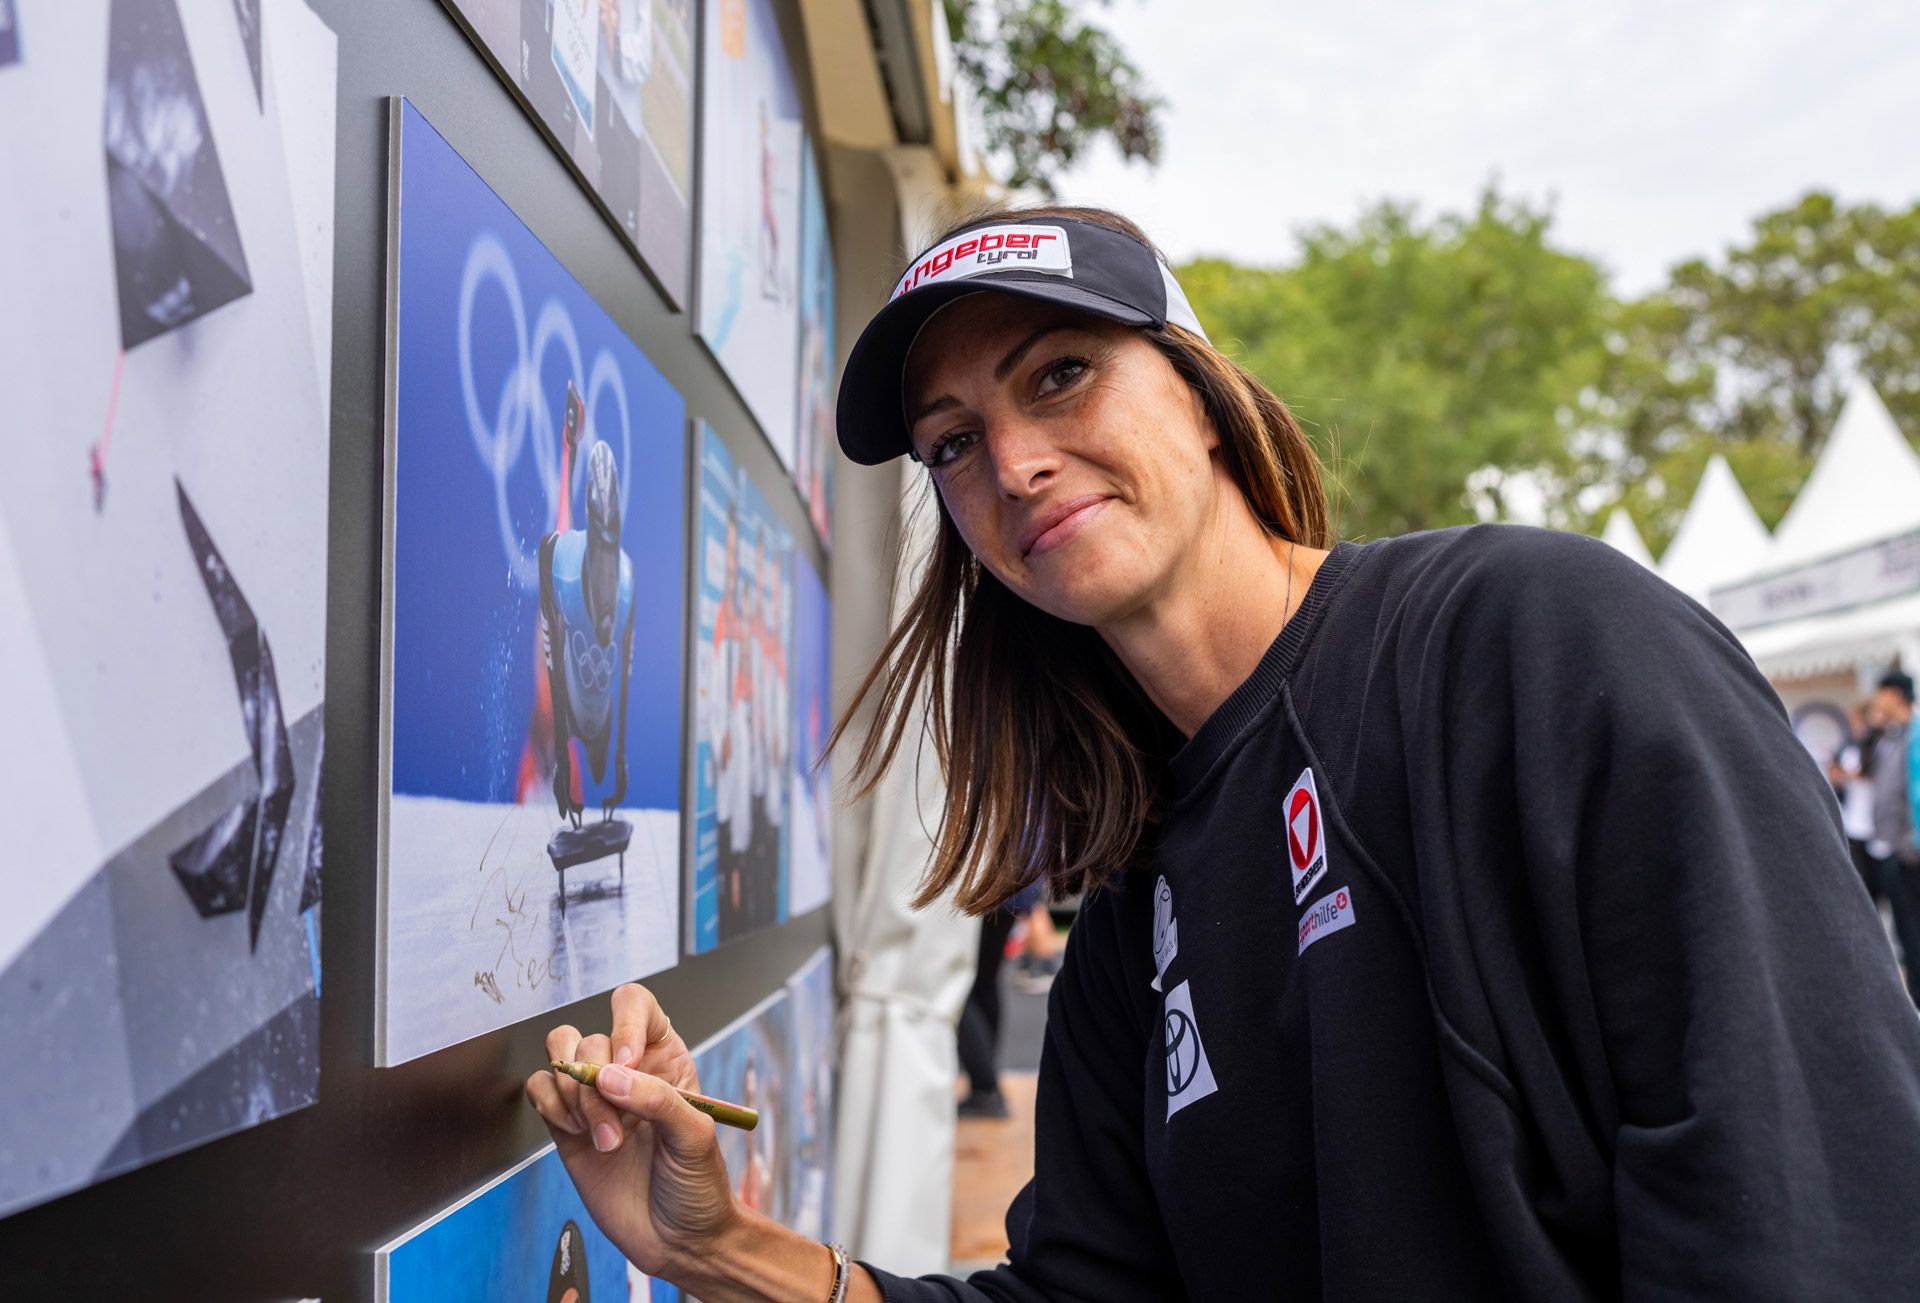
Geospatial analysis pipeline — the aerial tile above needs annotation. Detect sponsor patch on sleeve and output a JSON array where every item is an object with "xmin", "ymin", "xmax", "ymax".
[
  {"xmin": 1284, "ymin": 767, "xmax": 1329, "ymax": 905},
  {"xmin": 1162, "ymin": 979, "xmax": 1219, "ymax": 1119},
  {"xmin": 1150, "ymin": 875, "xmax": 1178, "ymax": 992},
  {"xmin": 891, "ymin": 224, "xmax": 1073, "ymax": 299},
  {"xmin": 1297, "ymin": 886, "xmax": 1357, "ymax": 954}
]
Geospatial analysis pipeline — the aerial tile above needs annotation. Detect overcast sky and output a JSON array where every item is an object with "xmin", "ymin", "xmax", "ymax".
[{"xmin": 1050, "ymin": 0, "xmax": 1919, "ymax": 295}]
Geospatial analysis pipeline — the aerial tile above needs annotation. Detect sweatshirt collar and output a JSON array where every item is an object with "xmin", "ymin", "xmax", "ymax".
[{"xmin": 1166, "ymin": 540, "xmax": 1358, "ymax": 799}]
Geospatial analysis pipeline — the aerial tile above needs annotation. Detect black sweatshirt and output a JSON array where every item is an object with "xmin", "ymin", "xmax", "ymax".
[{"xmin": 866, "ymin": 525, "xmax": 1920, "ymax": 1301}]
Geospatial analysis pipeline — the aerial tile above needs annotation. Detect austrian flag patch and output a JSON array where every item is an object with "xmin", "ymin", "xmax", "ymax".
[
  {"xmin": 890, "ymin": 224, "xmax": 1074, "ymax": 299},
  {"xmin": 1284, "ymin": 767, "xmax": 1328, "ymax": 905}
]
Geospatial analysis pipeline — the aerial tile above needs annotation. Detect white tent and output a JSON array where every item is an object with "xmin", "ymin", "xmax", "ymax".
[
  {"xmin": 1600, "ymin": 507, "xmax": 1656, "ymax": 569},
  {"xmin": 1762, "ymin": 380, "xmax": 1920, "ymax": 572},
  {"xmin": 1657, "ymin": 453, "xmax": 1771, "ymax": 601},
  {"xmin": 1718, "ymin": 381, "xmax": 1920, "ymax": 684}
]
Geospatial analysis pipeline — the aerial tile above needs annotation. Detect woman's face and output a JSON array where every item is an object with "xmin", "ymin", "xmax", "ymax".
[{"xmin": 904, "ymin": 294, "xmax": 1223, "ymax": 627}]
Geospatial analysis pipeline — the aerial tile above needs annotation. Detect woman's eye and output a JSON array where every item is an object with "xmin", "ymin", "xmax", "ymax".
[
  {"xmin": 1036, "ymin": 357, "xmax": 1089, "ymax": 396},
  {"xmin": 928, "ymin": 430, "xmax": 978, "ymax": 468}
]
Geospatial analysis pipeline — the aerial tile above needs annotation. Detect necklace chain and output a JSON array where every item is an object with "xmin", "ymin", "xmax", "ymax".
[{"xmin": 1283, "ymin": 538, "xmax": 1296, "ymax": 626}]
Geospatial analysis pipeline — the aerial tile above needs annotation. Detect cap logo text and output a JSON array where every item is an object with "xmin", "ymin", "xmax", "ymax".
[{"xmin": 891, "ymin": 224, "xmax": 1074, "ymax": 300}]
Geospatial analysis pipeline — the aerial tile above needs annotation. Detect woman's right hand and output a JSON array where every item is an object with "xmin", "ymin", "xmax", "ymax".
[{"xmin": 525, "ymin": 983, "xmax": 738, "ymax": 1278}]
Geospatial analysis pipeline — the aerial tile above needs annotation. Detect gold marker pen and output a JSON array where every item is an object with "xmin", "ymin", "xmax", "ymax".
[{"xmin": 550, "ymin": 1059, "xmax": 760, "ymax": 1132}]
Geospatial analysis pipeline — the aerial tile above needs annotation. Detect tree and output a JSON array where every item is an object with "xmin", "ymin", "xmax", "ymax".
[
  {"xmin": 1552, "ymin": 193, "xmax": 1920, "ymax": 549},
  {"xmin": 1656, "ymin": 193, "xmax": 1920, "ymax": 454},
  {"xmin": 942, "ymin": 0, "xmax": 1161, "ymax": 195},
  {"xmin": 1182, "ymin": 188, "xmax": 1610, "ymax": 538}
]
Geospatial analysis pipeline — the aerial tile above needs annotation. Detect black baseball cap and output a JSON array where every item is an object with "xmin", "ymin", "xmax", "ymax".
[{"xmin": 835, "ymin": 216, "xmax": 1209, "ymax": 465}]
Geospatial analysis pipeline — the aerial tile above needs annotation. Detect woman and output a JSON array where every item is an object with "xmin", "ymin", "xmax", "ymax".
[{"xmin": 527, "ymin": 207, "xmax": 1920, "ymax": 1299}]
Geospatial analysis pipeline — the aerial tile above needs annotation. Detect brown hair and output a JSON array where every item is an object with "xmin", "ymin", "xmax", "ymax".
[{"xmin": 832, "ymin": 205, "xmax": 1332, "ymax": 915}]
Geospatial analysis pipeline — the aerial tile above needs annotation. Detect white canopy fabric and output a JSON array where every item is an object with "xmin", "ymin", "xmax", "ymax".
[
  {"xmin": 1600, "ymin": 507, "xmax": 1656, "ymax": 569},
  {"xmin": 1657, "ymin": 453, "xmax": 1771, "ymax": 601},
  {"xmin": 832, "ymin": 455, "xmax": 979, "ymax": 1276},
  {"xmin": 1738, "ymin": 589, "xmax": 1920, "ymax": 683},
  {"xmin": 1764, "ymin": 380, "xmax": 1920, "ymax": 573}
]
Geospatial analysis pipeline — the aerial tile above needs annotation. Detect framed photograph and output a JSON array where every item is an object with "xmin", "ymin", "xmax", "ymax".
[
  {"xmin": 379, "ymin": 99, "xmax": 686, "ymax": 1066},
  {"xmin": 694, "ymin": 0, "xmax": 802, "ymax": 472},
  {"xmin": 687, "ymin": 425, "xmax": 794, "ymax": 954},
  {"xmin": 793, "ymin": 140, "xmax": 835, "ymax": 545},
  {"xmin": 376, "ymin": 1144, "xmax": 674, "ymax": 1302}
]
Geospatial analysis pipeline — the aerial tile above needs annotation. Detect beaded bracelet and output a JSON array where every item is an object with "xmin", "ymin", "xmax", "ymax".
[{"xmin": 825, "ymin": 1241, "xmax": 850, "ymax": 1303}]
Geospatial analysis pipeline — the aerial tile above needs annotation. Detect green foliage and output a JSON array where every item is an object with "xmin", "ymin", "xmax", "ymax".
[
  {"xmin": 1184, "ymin": 189, "xmax": 1608, "ymax": 537},
  {"xmin": 1664, "ymin": 193, "xmax": 1920, "ymax": 452},
  {"xmin": 943, "ymin": 0, "xmax": 1161, "ymax": 195},
  {"xmin": 1178, "ymin": 187, "xmax": 1920, "ymax": 550},
  {"xmin": 1560, "ymin": 193, "xmax": 1920, "ymax": 549}
]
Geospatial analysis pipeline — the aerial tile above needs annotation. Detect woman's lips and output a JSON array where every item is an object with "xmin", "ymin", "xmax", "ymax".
[{"xmin": 1024, "ymin": 496, "xmax": 1111, "ymax": 559}]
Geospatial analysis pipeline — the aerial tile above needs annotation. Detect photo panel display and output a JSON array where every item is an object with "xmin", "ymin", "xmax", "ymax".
[
  {"xmin": 782, "ymin": 945, "xmax": 835, "ymax": 1240},
  {"xmin": 0, "ymin": 0, "xmax": 336, "ymax": 1218},
  {"xmin": 695, "ymin": 0, "xmax": 802, "ymax": 472},
  {"xmin": 689, "ymin": 425, "xmax": 794, "ymax": 955},
  {"xmin": 794, "ymin": 141, "xmax": 835, "ymax": 545},
  {"xmin": 381, "ymin": 99, "xmax": 686, "ymax": 1066},
  {"xmin": 377, "ymin": 1143, "xmax": 676, "ymax": 1302},
  {"xmin": 787, "ymin": 550, "xmax": 831, "ymax": 920},
  {"xmin": 699, "ymin": 987, "xmax": 795, "ymax": 1229},
  {"xmin": 441, "ymin": 0, "xmax": 697, "ymax": 308},
  {"xmin": 648, "ymin": 946, "xmax": 834, "ymax": 1301}
]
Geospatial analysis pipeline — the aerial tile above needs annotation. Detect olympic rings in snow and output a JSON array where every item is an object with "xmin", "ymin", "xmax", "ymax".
[{"xmin": 456, "ymin": 231, "xmax": 633, "ymax": 591}]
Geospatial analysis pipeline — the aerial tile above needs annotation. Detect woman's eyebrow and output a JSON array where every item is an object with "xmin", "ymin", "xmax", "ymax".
[
  {"xmin": 908, "ymin": 323, "xmax": 1075, "ymax": 430},
  {"xmin": 908, "ymin": 394, "xmax": 960, "ymax": 428},
  {"xmin": 994, "ymin": 324, "xmax": 1071, "ymax": 383}
]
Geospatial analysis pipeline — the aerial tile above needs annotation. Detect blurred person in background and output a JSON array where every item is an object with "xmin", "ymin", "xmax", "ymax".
[
  {"xmin": 954, "ymin": 881, "xmax": 1046, "ymax": 1119},
  {"xmin": 1009, "ymin": 897, "xmax": 1065, "ymax": 994},
  {"xmin": 1867, "ymin": 670, "xmax": 1920, "ymax": 1007},
  {"xmin": 1831, "ymin": 700, "xmax": 1885, "ymax": 904}
]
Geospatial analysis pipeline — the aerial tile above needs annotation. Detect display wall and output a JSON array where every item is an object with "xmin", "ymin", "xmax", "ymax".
[{"xmin": 0, "ymin": 0, "xmax": 862, "ymax": 1294}]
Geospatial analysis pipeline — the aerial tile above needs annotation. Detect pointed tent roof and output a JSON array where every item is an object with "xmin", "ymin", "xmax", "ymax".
[
  {"xmin": 1764, "ymin": 380, "xmax": 1920, "ymax": 571},
  {"xmin": 1658, "ymin": 453, "xmax": 1771, "ymax": 601},
  {"xmin": 1600, "ymin": 507, "xmax": 1656, "ymax": 569}
]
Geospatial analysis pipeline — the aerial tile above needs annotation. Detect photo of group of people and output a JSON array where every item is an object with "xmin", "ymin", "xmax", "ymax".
[{"xmin": 690, "ymin": 425, "xmax": 797, "ymax": 953}]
